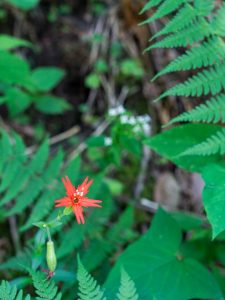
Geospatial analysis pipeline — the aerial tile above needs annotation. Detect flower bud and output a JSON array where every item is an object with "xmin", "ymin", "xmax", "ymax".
[{"xmin": 46, "ymin": 240, "xmax": 57, "ymax": 273}]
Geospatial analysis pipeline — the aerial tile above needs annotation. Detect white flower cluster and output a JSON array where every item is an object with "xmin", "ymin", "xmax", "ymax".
[
  {"xmin": 104, "ymin": 137, "xmax": 113, "ymax": 146},
  {"xmin": 120, "ymin": 113, "xmax": 151, "ymax": 135},
  {"xmin": 108, "ymin": 105, "xmax": 126, "ymax": 116}
]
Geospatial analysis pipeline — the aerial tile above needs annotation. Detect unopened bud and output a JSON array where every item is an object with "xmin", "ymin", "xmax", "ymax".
[{"xmin": 46, "ymin": 240, "xmax": 57, "ymax": 273}]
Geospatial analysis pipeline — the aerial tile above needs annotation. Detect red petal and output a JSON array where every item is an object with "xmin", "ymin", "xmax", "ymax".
[
  {"xmin": 77, "ymin": 176, "xmax": 93, "ymax": 196},
  {"xmin": 62, "ymin": 176, "xmax": 75, "ymax": 199},
  {"xmin": 55, "ymin": 197, "xmax": 71, "ymax": 207},
  {"xmin": 81, "ymin": 198, "xmax": 102, "ymax": 208},
  {"xmin": 72, "ymin": 205, "xmax": 85, "ymax": 224},
  {"xmin": 77, "ymin": 205, "xmax": 85, "ymax": 224},
  {"xmin": 72, "ymin": 206, "xmax": 81, "ymax": 224}
]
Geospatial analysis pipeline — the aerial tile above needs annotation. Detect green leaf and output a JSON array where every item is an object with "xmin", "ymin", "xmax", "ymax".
[
  {"xmin": 120, "ymin": 59, "xmax": 144, "ymax": 78},
  {"xmin": 34, "ymin": 95, "xmax": 71, "ymax": 114},
  {"xmin": 104, "ymin": 178, "xmax": 124, "ymax": 196},
  {"xmin": 86, "ymin": 136, "xmax": 106, "ymax": 147},
  {"xmin": 33, "ymin": 221, "xmax": 45, "ymax": 229},
  {"xmin": 105, "ymin": 209, "xmax": 222, "ymax": 300},
  {"xmin": 5, "ymin": 87, "xmax": 31, "ymax": 117},
  {"xmin": 31, "ymin": 67, "xmax": 66, "ymax": 92},
  {"xmin": 0, "ymin": 35, "xmax": 31, "ymax": 50},
  {"xmin": 202, "ymin": 163, "xmax": 225, "ymax": 238},
  {"xmin": 7, "ymin": 0, "xmax": 40, "ymax": 10},
  {"xmin": 0, "ymin": 51, "xmax": 30, "ymax": 85},
  {"xmin": 145, "ymin": 124, "xmax": 223, "ymax": 172},
  {"xmin": 63, "ymin": 206, "xmax": 72, "ymax": 215},
  {"xmin": 95, "ymin": 59, "xmax": 108, "ymax": 73},
  {"xmin": 85, "ymin": 73, "xmax": 101, "ymax": 89},
  {"xmin": 171, "ymin": 211, "xmax": 205, "ymax": 231}
]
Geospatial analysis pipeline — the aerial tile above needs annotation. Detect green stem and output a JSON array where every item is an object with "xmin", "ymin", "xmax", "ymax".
[{"xmin": 45, "ymin": 226, "xmax": 52, "ymax": 242}]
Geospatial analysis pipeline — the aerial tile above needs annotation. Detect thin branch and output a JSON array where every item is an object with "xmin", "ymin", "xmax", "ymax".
[
  {"xmin": 8, "ymin": 215, "xmax": 21, "ymax": 254},
  {"xmin": 26, "ymin": 125, "xmax": 80, "ymax": 155},
  {"xmin": 134, "ymin": 145, "xmax": 151, "ymax": 199}
]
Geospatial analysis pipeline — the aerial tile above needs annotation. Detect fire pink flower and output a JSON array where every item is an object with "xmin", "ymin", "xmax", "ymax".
[{"xmin": 55, "ymin": 176, "xmax": 102, "ymax": 224}]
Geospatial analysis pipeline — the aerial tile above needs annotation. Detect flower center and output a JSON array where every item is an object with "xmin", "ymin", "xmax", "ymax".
[{"xmin": 73, "ymin": 195, "xmax": 79, "ymax": 204}]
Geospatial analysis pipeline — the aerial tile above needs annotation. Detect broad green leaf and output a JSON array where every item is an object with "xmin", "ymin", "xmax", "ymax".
[
  {"xmin": 7, "ymin": 0, "xmax": 40, "ymax": 10},
  {"xmin": 145, "ymin": 124, "xmax": 223, "ymax": 172},
  {"xmin": 5, "ymin": 87, "xmax": 31, "ymax": 117},
  {"xmin": 171, "ymin": 211, "xmax": 205, "ymax": 231},
  {"xmin": 202, "ymin": 163, "xmax": 225, "ymax": 238},
  {"xmin": 105, "ymin": 209, "xmax": 222, "ymax": 300},
  {"xmin": 0, "ymin": 51, "xmax": 30, "ymax": 85},
  {"xmin": 0, "ymin": 35, "xmax": 31, "ymax": 50},
  {"xmin": 34, "ymin": 95, "xmax": 71, "ymax": 114},
  {"xmin": 31, "ymin": 67, "xmax": 66, "ymax": 92}
]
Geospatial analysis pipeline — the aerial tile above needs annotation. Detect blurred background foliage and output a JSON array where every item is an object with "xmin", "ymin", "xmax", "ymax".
[{"xmin": 1, "ymin": 0, "xmax": 225, "ymax": 299}]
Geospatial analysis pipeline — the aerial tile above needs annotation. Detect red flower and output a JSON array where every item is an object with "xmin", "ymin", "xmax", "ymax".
[{"xmin": 55, "ymin": 176, "xmax": 102, "ymax": 224}]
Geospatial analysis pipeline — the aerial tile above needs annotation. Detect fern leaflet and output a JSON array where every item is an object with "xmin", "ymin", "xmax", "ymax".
[
  {"xmin": 152, "ymin": 37, "xmax": 225, "ymax": 80},
  {"xmin": 77, "ymin": 256, "xmax": 106, "ymax": 300},
  {"xmin": 140, "ymin": 0, "xmax": 162, "ymax": 14},
  {"xmin": 211, "ymin": 3, "xmax": 225, "ymax": 37},
  {"xmin": 29, "ymin": 269, "xmax": 62, "ymax": 300},
  {"xmin": 147, "ymin": 19, "xmax": 211, "ymax": 51},
  {"xmin": 151, "ymin": 4, "xmax": 197, "ymax": 40},
  {"xmin": 0, "ymin": 280, "xmax": 30, "ymax": 300},
  {"xmin": 116, "ymin": 268, "xmax": 139, "ymax": 300},
  {"xmin": 180, "ymin": 128, "xmax": 225, "ymax": 156},
  {"xmin": 167, "ymin": 93, "xmax": 225, "ymax": 125},
  {"xmin": 142, "ymin": 0, "xmax": 185, "ymax": 24},
  {"xmin": 157, "ymin": 63, "xmax": 225, "ymax": 100}
]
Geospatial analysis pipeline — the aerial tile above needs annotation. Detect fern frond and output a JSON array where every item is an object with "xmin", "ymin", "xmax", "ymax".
[
  {"xmin": 116, "ymin": 268, "xmax": 139, "ymax": 300},
  {"xmin": 153, "ymin": 37, "xmax": 225, "ymax": 80},
  {"xmin": 57, "ymin": 223, "xmax": 84, "ymax": 259},
  {"xmin": 194, "ymin": 0, "xmax": 214, "ymax": 17},
  {"xmin": 142, "ymin": 0, "xmax": 185, "ymax": 24},
  {"xmin": 158, "ymin": 63, "xmax": 225, "ymax": 100},
  {"xmin": 151, "ymin": 4, "xmax": 197, "ymax": 40},
  {"xmin": 29, "ymin": 269, "xmax": 62, "ymax": 300},
  {"xmin": 0, "ymin": 130, "xmax": 14, "ymax": 174},
  {"xmin": 180, "ymin": 128, "xmax": 225, "ymax": 156},
  {"xmin": 0, "ymin": 133, "xmax": 26, "ymax": 193},
  {"xmin": 0, "ymin": 247, "xmax": 32, "ymax": 272},
  {"xmin": 167, "ymin": 94, "xmax": 225, "ymax": 125},
  {"xmin": 140, "ymin": 0, "xmax": 162, "ymax": 14},
  {"xmin": 211, "ymin": 3, "xmax": 225, "ymax": 37},
  {"xmin": 0, "ymin": 139, "xmax": 49, "ymax": 206},
  {"xmin": 77, "ymin": 256, "xmax": 106, "ymax": 300},
  {"xmin": 147, "ymin": 19, "xmax": 211, "ymax": 51},
  {"xmin": 0, "ymin": 280, "xmax": 30, "ymax": 300}
]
